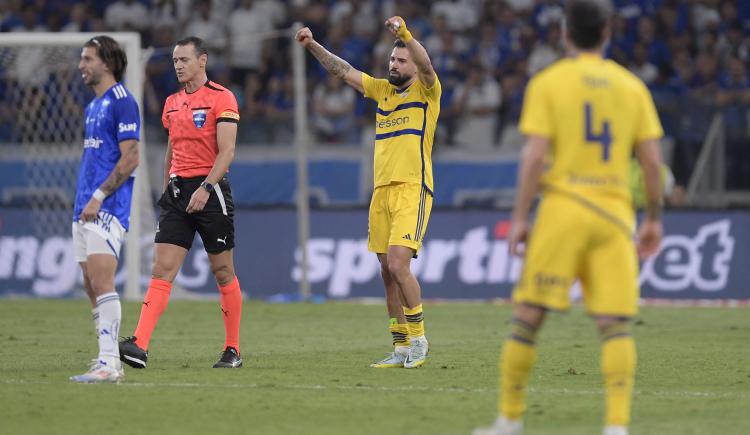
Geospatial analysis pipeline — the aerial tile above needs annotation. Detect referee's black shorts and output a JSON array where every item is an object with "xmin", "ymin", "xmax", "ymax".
[{"xmin": 155, "ymin": 176, "xmax": 235, "ymax": 254}]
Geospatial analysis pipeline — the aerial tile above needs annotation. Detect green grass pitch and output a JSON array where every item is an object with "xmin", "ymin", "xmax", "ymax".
[{"xmin": 0, "ymin": 300, "xmax": 748, "ymax": 435}]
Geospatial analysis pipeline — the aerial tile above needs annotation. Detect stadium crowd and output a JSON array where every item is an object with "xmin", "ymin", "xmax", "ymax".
[{"xmin": 1, "ymin": 0, "xmax": 750, "ymax": 188}]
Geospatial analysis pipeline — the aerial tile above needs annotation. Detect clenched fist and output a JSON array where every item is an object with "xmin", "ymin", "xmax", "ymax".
[
  {"xmin": 295, "ymin": 27, "xmax": 314, "ymax": 48},
  {"xmin": 384, "ymin": 16, "xmax": 412, "ymax": 42},
  {"xmin": 384, "ymin": 16, "xmax": 403, "ymax": 34}
]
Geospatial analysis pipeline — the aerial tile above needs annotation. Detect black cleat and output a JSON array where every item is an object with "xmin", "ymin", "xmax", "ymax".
[
  {"xmin": 119, "ymin": 336, "xmax": 148, "ymax": 369},
  {"xmin": 213, "ymin": 346, "xmax": 243, "ymax": 368}
]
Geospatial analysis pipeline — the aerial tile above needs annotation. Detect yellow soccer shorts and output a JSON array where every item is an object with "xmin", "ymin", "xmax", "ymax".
[
  {"xmin": 513, "ymin": 193, "xmax": 640, "ymax": 317},
  {"xmin": 368, "ymin": 182, "xmax": 433, "ymax": 255}
]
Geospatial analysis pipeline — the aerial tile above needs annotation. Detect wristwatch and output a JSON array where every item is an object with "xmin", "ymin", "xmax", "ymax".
[{"xmin": 200, "ymin": 181, "xmax": 214, "ymax": 193}]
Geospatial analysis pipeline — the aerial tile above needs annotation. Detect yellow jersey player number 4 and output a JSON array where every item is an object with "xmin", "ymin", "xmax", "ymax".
[{"xmin": 475, "ymin": 1, "xmax": 664, "ymax": 435}]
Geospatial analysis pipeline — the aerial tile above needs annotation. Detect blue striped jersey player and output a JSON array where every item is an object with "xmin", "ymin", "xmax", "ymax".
[
  {"xmin": 74, "ymin": 80, "xmax": 140, "ymax": 232},
  {"xmin": 70, "ymin": 35, "xmax": 140, "ymax": 384}
]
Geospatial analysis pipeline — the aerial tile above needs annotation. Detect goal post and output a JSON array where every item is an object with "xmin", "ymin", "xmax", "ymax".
[{"xmin": 0, "ymin": 32, "xmax": 152, "ymax": 300}]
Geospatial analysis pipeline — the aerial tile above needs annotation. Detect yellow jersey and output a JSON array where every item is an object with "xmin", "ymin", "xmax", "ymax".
[
  {"xmin": 519, "ymin": 53, "xmax": 663, "ymax": 224},
  {"xmin": 362, "ymin": 73, "xmax": 441, "ymax": 193}
]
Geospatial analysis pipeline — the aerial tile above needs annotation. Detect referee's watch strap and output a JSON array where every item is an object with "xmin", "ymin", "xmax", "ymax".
[{"xmin": 200, "ymin": 181, "xmax": 214, "ymax": 193}]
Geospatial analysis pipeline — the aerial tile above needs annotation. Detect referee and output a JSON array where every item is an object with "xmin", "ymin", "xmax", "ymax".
[{"xmin": 119, "ymin": 36, "xmax": 244, "ymax": 369}]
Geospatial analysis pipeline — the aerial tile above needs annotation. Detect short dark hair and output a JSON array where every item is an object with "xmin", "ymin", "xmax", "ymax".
[
  {"xmin": 84, "ymin": 35, "xmax": 127, "ymax": 82},
  {"xmin": 566, "ymin": 0, "xmax": 613, "ymax": 50},
  {"xmin": 176, "ymin": 36, "xmax": 208, "ymax": 57},
  {"xmin": 393, "ymin": 39, "xmax": 406, "ymax": 48}
]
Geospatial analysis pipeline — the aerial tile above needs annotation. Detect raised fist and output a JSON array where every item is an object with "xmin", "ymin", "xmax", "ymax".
[
  {"xmin": 384, "ymin": 16, "xmax": 411, "ymax": 42},
  {"xmin": 385, "ymin": 16, "xmax": 405, "ymax": 35},
  {"xmin": 295, "ymin": 27, "xmax": 314, "ymax": 48}
]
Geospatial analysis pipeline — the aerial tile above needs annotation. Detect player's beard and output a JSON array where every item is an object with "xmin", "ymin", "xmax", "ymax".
[
  {"xmin": 85, "ymin": 70, "xmax": 101, "ymax": 87},
  {"xmin": 388, "ymin": 71, "xmax": 412, "ymax": 87}
]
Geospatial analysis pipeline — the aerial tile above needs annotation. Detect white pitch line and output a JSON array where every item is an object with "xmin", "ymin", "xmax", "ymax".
[
  {"xmin": 121, "ymin": 382, "xmax": 494, "ymax": 394},
  {"xmin": 1, "ymin": 379, "xmax": 748, "ymax": 399}
]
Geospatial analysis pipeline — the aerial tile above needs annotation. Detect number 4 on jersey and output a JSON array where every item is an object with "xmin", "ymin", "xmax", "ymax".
[{"xmin": 584, "ymin": 102, "xmax": 612, "ymax": 161}]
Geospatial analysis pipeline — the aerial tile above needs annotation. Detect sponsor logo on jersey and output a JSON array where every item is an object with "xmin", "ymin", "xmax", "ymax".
[
  {"xmin": 118, "ymin": 122, "xmax": 137, "ymax": 133},
  {"xmin": 192, "ymin": 109, "xmax": 207, "ymax": 128},
  {"xmin": 377, "ymin": 116, "xmax": 410, "ymax": 129},
  {"xmin": 567, "ymin": 174, "xmax": 625, "ymax": 187},
  {"xmin": 533, "ymin": 272, "xmax": 571, "ymax": 289},
  {"xmin": 84, "ymin": 137, "xmax": 103, "ymax": 149}
]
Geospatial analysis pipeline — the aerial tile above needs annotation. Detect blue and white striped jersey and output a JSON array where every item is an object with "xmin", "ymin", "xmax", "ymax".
[{"xmin": 73, "ymin": 83, "xmax": 141, "ymax": 230}]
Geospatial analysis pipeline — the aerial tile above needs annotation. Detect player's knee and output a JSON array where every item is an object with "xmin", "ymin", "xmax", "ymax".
[
  {"xmin": 379, "ymin": 262, "xmax": 391, "ymax": 279},
  {"xmin": 151, "ymin": 264, "xmax": 178, "ymax": 282},
  {"xmin": 211, "ymin": 263, "xmax": 234, "ymax": 286},
  {"xmin": 386, "ymin": 259, "xmax": 409, "ymax": 281},
  {"xmin": 88, "ymin": 275, "xmax": 113, "ymax": 294}
]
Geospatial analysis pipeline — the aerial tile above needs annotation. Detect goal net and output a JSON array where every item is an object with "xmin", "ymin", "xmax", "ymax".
[{"xmin": 0, "ymin": 32, "xmax": 154, "ymax": 300}]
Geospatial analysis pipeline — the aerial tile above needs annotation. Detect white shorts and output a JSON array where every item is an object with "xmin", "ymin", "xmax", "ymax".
[{"xmin": 72, "ymin": 212, "xmax": 126, "ymax": 263}]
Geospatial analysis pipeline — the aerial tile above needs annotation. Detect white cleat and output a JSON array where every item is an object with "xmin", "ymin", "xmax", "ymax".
[
  {"xmin": 70, "ymin": 360, "xmax": 123, "ymax": 383},
  {"xmin": 89, "ymin": 358, "xmax": 124, "ymax": 378},
  {"xmin": 603, "ymin": 425, "xmax": 628, "ymax": 435},
  {"xmin": 404, "ymin": 336, "xmax": 428, "ymax": 369},
  {"xmin": 369, "ymin": 347, "xmax": 409, "ymax": 368},
  {"xmin": 472, "ymin": 417, "xmax": 523, "ymax": 435}
]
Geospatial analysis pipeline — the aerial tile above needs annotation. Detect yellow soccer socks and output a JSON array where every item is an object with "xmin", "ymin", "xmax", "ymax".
[
  {"xmin": 497, "ymin": 318, "xmax": 635, "ymax": 428},
  {"xmin": 403, "ymin": 304, "xmax": 425, "ymax": 338},
  {"xmin": 601, "ymin": 323, "xmax": 636, "ymax": 427},
  {"xmin": 499, "ymin": 319, "xmax": 539, "ymax": 420},
  {"xmin": 370, "ymin": 318, "xmax": 412, "ymax": 368},
  {"xmin": 403, "ymin": 304, "xmax": 428, "ymax": 368},
  {"xmin": 389, "ymin": 317, "xmax": 410, "ymax": 349}
]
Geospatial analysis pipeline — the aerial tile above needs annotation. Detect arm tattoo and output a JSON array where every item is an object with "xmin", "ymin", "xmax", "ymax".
[
  {"xmin": 101, "ymin": 142, "xmax": 138, "ymax": 194},
  {"xmin": 100, "ymin": 170, "xmax": 129, "ymax": 194},
  {"xmin": 310, "ymin": 43, "xmax": 351, "ymax": 78}
]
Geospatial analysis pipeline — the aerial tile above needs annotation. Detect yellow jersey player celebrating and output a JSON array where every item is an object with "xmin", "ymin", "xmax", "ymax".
[
  {"xmin": 296, "ymin": 16, "xmax": 440, "ymax": 369},
  {"xmin": 475, "ymin": 1, "xmax": 663, "ymax": 435}
]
